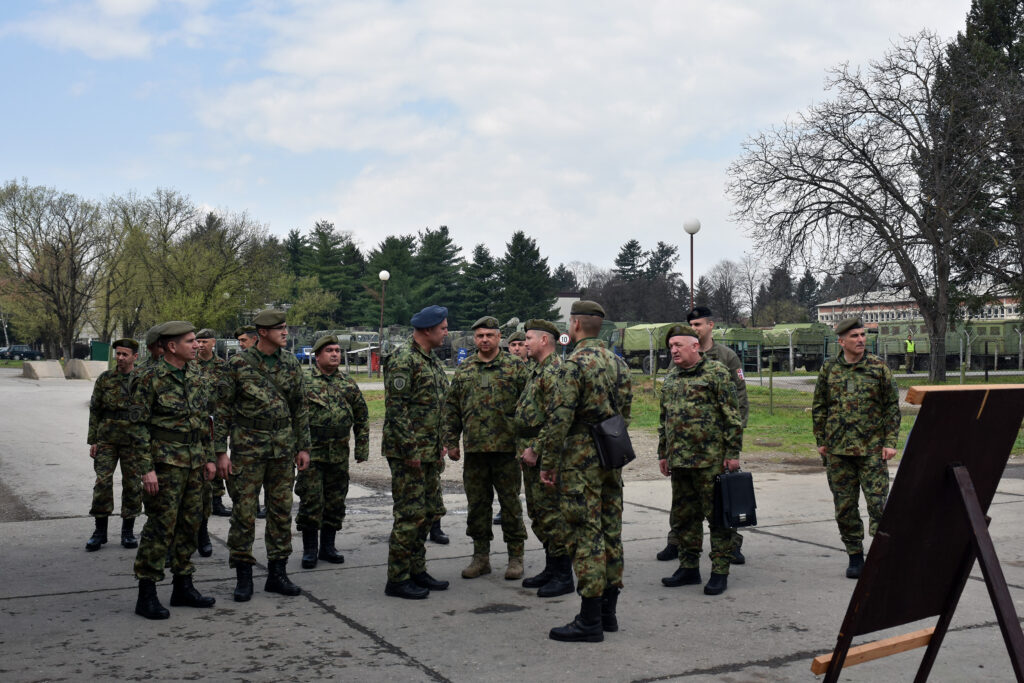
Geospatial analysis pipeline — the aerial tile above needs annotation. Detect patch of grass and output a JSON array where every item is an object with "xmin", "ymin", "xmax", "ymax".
[
  {"xmin": 363, "ymin": 390, "xmax": 385, "ymax": 420},
  {"xmin": 0, "ymin": 359, "xmax": 23, "ymax": 368}
]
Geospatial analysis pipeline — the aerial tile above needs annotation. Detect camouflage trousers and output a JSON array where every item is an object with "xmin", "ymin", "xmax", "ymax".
[
  {"xmin": 522, "ymin": 460, "xmax": 569, "ymax": 557},
  {"xmin": 825, "ymin": 453, "xmax": 890, "ymax": 555},
  {"xmin": 387, "ymin": 459, "xmax": 444, "ymax": 582},
  {"xmin": 671, "ymin": 466, "xmax": 736, "ymax": 575},
  {"xmin": 89, "ymin": 443, "xmax": 142, "ymax": 519},
  {"xmin": 295, "ymin": 459, "xmax": 350, "ymax": 531},
  {"xmin": 463, "ymin": 452, "xmax": 527, "ymax": 556},
  {"xmin": 666, "ymin": 468, "xmax": 742, "ymax": 554},
  {"xmin": 134, "ymin": 463, "xmax": 203, "ymax": 581},
  {"xmin": 559, "ymin": 465, "xmax": 624, "ymax": 598},
  {"xmin": 201, "ymin": 476, "xmax": 228, "ymax": 519},
  {"xmin": 227, "ymin": 455, "xmax": 295, "ymax": 567}
]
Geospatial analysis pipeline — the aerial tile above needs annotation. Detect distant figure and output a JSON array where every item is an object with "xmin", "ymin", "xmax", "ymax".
[{"xmin": 904, "ymin": 333, "xmax": 915, "ymax": 373}]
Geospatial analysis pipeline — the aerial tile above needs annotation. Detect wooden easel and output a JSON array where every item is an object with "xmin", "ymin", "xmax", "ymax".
[{"xmin": 812, "ymin": 385, "xmax": 1024, "ymax": 681}]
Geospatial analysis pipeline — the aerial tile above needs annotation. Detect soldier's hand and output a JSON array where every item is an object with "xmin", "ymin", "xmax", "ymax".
[
  {"xmin": 540, "ymin": 469, "xmax": 557, "ymax": 487},
  {"xmin": 658, "ymin": 459, "xmax": 670, "ymax": 477},
  {"xmin": 522, "ymin": 447, "xmax": 538, "ymax": 467},
  {"xmin": 296, "ymin": 450, "xmax": 310, "ymax": 471},
  {"xmin": 446, "ymin": 447, "xmax": 461, "ymax": 462},
  {"xmin": 89, "ymin": 444, "xmax": 97, "ymax": 459},
  {"xmin": 724, "ymin": 458, "xmax": 740, "ymax": 472},
  {"xmin": 817, "ymin": 446, "xmax": 827, "ymax": 457},
  {"xmin": 142, "ymin": 470, "xmax": 159, "ymax": 495},
  {"xmin": 203, "ymin": 462, "xmax": 216, "ymax": 481},
  {"xmin": 881, "ymin": 447, "xmax": 897, "ymax": 461},
  {"xmin": 217, "ymin": 452, "xmax": 232, "ymax": 479}
]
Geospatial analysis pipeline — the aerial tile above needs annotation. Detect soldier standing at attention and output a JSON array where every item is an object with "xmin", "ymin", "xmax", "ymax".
[
  {"xmin": 538, "ymin": 300, "xmax": 632, "ymax": 643},
  {"xmin": 444, "ymin": 316, "xmax": 528, "ymax": 581},
  {"xmin": 296, "ymin": 335, "xmax": 369, "ymax": 569},
  {"xmin": 193, "ymin": 329, "xmax": 226, "ymax": 559},
  {"xmin": 657, "ymin": 306, "xmax": 749, "ymax": 565},
  {"xmin": 233, "ymin": 324, "xmax": 266, "ymax": 518},
  {"xmin": 139, "ymin": 324, "xmax": 166, "ymax": 370},
  {"xmin": 507, "ymin": 330, "xmax": 528, "ymax": 360},
  {"xmin": 515, "ymin": 319, "xmax": 575, "ymax": 597},
  {"xmin": 86, "ymin": 338, "xmax": 143, "ymax": 552},
  {"xmin": 658, "ymin": 325, "xmax": 742, "ymax": 596},
  {"xmin": 215, "ymin": 309, "xmax": 311, "ymax": 602},
  {"xmin": 813, "ymin": 318, "xmax": 900, "ymax": 579},
  {"xmin": 130, "ymin": 322, "xmax": 217, "ymax": 619},
  {"xmin": 383, "ymin": 305, "xmax": 453, "ymax": 600}
]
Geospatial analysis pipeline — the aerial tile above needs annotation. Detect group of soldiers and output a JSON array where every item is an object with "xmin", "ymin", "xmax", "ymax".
[{"xmin": 86, "ymin": 298, "xmax": 900, "ymax": 643}]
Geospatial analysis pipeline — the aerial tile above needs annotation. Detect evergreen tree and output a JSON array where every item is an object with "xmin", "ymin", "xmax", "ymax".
[
  {"xmin": 496, "ymin": 231, "xmax": 558, "ymax": 321},
  {"xmin": 364, "ymin": 235, "xmax": 418, "ymax": 327},
  {"xmin": 414, "ymin": 226, "xmax": 465, "ymax": 324},
  {"xmin": 795, "ymin": 269, "xmax": 819, "ymax": 320},
  {"xmin": 284, "ymin": 228, "xmax": 307, "ymax": 277},
  {"xmin": 694, "ymin": 275, "xmax": 713, "ymax": 308},
  {"xmin": 552, "ymin": 263, "xmax": 579, "ymax": 292},
  {"xmin": 645, "ymin": 241, "xmax": 679, "ymax": 279},
  {"xmin": 460, "ymin": 244, "xmax": 500, "ymax": 319},
  {"xmin": 612, "ymin": 239, "xmax": 646, "ymax": 281}
]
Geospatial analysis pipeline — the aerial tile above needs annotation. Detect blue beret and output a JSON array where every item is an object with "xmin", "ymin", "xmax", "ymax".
[{"xmin": 411, "ymin": 305, "xmax": 448, "ymax": 329}]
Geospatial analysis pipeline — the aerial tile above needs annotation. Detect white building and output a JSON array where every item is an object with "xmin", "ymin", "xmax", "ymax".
[{"xmin": 816, "ymin": 291, "xmax": 1020, "ymax": 329}]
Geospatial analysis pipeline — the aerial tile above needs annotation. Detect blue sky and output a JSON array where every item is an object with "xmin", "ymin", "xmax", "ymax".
[{"xmin": 0, "ymin": 0, "xmax": 971, "ymax": 279}]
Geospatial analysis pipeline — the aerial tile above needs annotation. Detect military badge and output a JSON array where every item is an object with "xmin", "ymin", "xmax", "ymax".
[{"xmin": 392, "ymin": 375, "xmax": 408, "ymax": 391}]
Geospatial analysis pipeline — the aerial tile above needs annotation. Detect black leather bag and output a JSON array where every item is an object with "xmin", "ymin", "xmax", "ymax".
[
  {"xmin": 713, "ymin": 469, "xmax": 757, "ymax": 528},
  {"xmin": 590, "ymin": 413, "xmax": 636, "ymax": 469}
]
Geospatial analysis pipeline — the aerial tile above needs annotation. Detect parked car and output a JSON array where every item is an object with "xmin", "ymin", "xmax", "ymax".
[
  {"xmin": 1, "ymin": 344, "xmax": 44, "ymax": 361},
  {"xmin": 294, "ymin": 346, "xmax": 314, "ymax": 363}
]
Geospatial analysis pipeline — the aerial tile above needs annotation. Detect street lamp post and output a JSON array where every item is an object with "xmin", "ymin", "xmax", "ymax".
[
  {"xmin": 378, "ymin": 270, "xmax": 390, "ymax": 377},
  {"xmin": 683, "ymin": 218, "xmax": 701, "ymax": 311}
]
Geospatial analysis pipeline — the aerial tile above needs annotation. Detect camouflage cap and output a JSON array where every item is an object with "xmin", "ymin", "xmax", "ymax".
[
  {"xmin": 471, "ymin": 315, "xmax": 500, "ymax": 330},
  {"xmin": 112, "ymin": 338, "xmax": 139, "ymax": 352},
  {"xmin": 525, "ymin": 319, "xmax": 559, "ymax": 338},
  {"xmin": 158, "ymin": 321, "xmax": 195, "ymax": 339},
  {"xmin": 410, "ymin": 304, "xmax": 448, "ymax": 328},
  {"xmin": 686, "ymin": 305, "xmax": 713, "ymax": 322},
  {"xmin": 835, "ymin": 318, "xmax": 864, "ymax": 336},
  {"xmin": 313, "ymin": 334, "xmax": 339, "ymax": 354},
  {"xmin": 665, "ymin": 324, "xmax": 699, "ymax": 346},
  {"xmin": 570, "ymin": 300, "xmax": 605, "ymax": 318},
  {"xmin": 253, "ymin": 309, "xmax": 287, "ymax": 327},
  {"xmin": 196, "ymin": 328, "xmax": 216, "ymax": 339},
  {"xmin": 507, "ymin": 330, "xmax": 526, "ymax": 343},
  {"xmin": 144, "ymin": 323, "xmax": 167, "ymax": 347},
  {"xmin": 234, "ymin": 324, "xmax": 257, "ymax": 338}
]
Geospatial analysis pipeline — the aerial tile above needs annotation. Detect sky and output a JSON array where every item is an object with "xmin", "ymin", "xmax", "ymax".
[{"xmin": 0, "ymin": 0, "xmax": 973, "ymax": 280}]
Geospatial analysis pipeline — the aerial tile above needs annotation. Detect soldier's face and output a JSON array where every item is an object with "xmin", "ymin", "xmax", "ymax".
[
  {"xmin": 689, "ymin": 317, "xmax": 713, "ymax": 344},
  {"xmin": 474, "ymin": 328, "xmax": 499, "ymax": 355},
  {"xmin": 261, "ymin": 324, "xmax": 288, "ymax": 349},
  {"xmin": 525, "ymin": 330, "xmax": 548, "ymax": 360},
  {"xmin": 509, "ymin": 340, "xmax": 527, "ymax": 358},
  {"xmin": 166, "ymin": 333, "xmax": 198, "ymax": 363},
  {"xmin": 839, "ymin": 329, "xmax": 867, "ymax": 357},
  {"xmin": 316, "ymin": 344, "xmax": 342, "ymax": 372},
  {"xmin": 669, "ymin": 335, "xmax": 700, "ymax": 368},
  {"xmin": 114, "ymin": 346, "xmax": 137, "ymax": 373},
  {"xmin": 196, "ymin": 338, "xmax": 213, "ymax": 357},
  {"xmin": 423, "ymin": 320, "xmax": 449, "ymax": 350},
  {"xmin": 238, "ymin": 334, "xmax": 256, "ymax": 349}
]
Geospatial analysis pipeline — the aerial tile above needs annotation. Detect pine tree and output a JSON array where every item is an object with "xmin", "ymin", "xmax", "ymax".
[
  {"xmin": 612, "ymin": 239, "xmax": 646, "ymax": 281},
  {"xmin": 496, "ymin": 231, "xmax": 558, "ymax": 321}
]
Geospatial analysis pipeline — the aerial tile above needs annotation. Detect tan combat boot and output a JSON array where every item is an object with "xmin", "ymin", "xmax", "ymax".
[
  {"xmin": 462, "ymin": 554, "xmax": 491, "ymax": 578},
  {"xmin": 505, "ymin": 555, "xmax": 524, "ymax": 580}
]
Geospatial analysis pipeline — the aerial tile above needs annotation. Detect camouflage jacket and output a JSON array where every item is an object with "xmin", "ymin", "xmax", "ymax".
[
  {"xmin": 812, "ymin": 352, "xmax": 900, "ymax": 457},
  {"xmin": 383, "ymin": 339, "xmax": 449, "ymax": 463},
  {"xmin": 214, "ymin": 346, "xmax": 311, "ymax": 459},
  {"xmin": 88, "ymin": 369, "xmax": 135, "ymax": 446},
  {"xmin": 513, "ymin": 353, "xmax": 561, "ymax": 464},
  {"xmin": 703, "ymin": 342, "xmax": 749, "ymax": 427},
  {"xmin": 128, "ymin": 358, "xmax": 215, "ymax": 472},
  {"xmin": 658, "ymin": 358, "xmax": 742, "ymax": 468},
  {"xmin": 195, "ymin": 355, "xmax": 226, "ymax": 408},
  {"xmin": 534, "ymin": 337, "xmax": 632, "ymax": 471},
  {"xmin": 443, "ymin": 350, "xmax": 527, "ymax": 454},
  {"xmin": 307, "ymin": 365, "xmax": 370, "ymax": 463}
]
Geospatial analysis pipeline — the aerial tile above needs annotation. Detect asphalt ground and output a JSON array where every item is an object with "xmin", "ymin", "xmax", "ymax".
[{"xmin": 2, "ymin": 368, "xmax": 1024, "ymax": 681}]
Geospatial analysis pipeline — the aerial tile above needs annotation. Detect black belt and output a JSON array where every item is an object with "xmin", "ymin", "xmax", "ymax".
[
  {"xmin": 150, "ymin": 427, "xmax": 205, "ymax": 444},
  {"xmin": 103, "ymin": 409, "xmax": 131, "ymax": 421},
  {"xmin": 517, "ymin": 426, "xmax": 540, "ymax": 438},
  {"xmin": 235, "ymin": 415, "xmax": 291, "ymax": 431},
  {"xmin": 311, "ymin": 425, "xmax": 348, "ymax": 438}
]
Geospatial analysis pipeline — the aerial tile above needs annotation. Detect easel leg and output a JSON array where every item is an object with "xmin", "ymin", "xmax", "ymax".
[
  {"xmin": 950, "ymin": 465, "xmax": 1024, "ymax": 681},
  {"xmin": 914, "ymin": 536, "xmax": 978, "ymax": 682}
]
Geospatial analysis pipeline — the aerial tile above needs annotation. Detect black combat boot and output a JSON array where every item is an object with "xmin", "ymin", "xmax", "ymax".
[
  {"xmin": 601, "ymin": 587, "xmax": 620, "ymax": 632},
  {"xmin": 656, "ymin": 543, "xmax": 678, "ymax": 561},
  {"xmin": 704, "ymin": 573, "xmax": 728, "ymax": 595},
  {"xmin": 412, "ymin": 571, "xmax": 449, "ymax": 591},
  {"xmin": 120, "ymin": 518, "xmax": 138, "ymax": 549},
  {"xmin": 549, "ymin": 597, "xmax": 604, "ymax": 642},
  {"xmin": 846, "ymin": 552, "xmax": 864, "ymax": 579},
  {"xmin": 135, "ymin": 579, "xmax": 170, "ymax": 620},
  {"xmin": 538, "ymin": 555, "xmax": 575, "ymax": 598},
  {"xmin": 211, "ymin": 496, "xmax": 232, "ymax": 517},
  {"xmin": 662, "ymin": 567, "xmax": 702, "ymax": 587},
  {"xmin": 385, "ymin": 579, "xmax": 429, "ymax": 600},
  {"xmin": 318, "ymin": 527, "xmax": 345, "ymax": 564},
  {"xmin": 522, "ymin": 551, "xmax": 554, "ymax": 589},
  {"xmin": 428, "ymin": 519, "xmax": 449, "ymax": 544},
  {"xmin": 86, "ymin": 517, "xmax": 108, "ymax": 552},
  {"xmin": 264, "ymin": 559, "xmax": 301, "ymax": 596},
  {"xmin": 197, "ymin": 519, "xmax": 213, "ymax": 558},
  {"xmin": 731, "ymin": 547, "xmax": 746, "ymax": 565},
  {"xmin": 301, "ymin": 528, "xmax": 319, "ymax": 569},
  {"xmin": 233, "ymin": 564, "xmax": 254, "ymax": 602},
  {"xmin": 170, "ymin": 574, "xmax": 216, "ymax": 608}
]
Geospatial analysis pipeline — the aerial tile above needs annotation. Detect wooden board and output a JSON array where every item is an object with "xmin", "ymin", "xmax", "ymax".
[
  {"xmin": 811, "ymin": 628, "xmax": 934, "ymax": 674},
  {"xmin": 905, "ymin": 384, "xmax": 1024, "ymax": 405}
]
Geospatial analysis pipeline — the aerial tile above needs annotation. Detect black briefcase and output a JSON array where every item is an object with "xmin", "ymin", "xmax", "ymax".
[{"xmin": 713, "ymin": 469, "xmax": 757, "ymax": 529}]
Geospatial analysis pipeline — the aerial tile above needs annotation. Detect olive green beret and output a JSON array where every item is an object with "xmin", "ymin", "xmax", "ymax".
[
  {"xmin": 472, "ymin": 316, "xmax": 500, "ymax": 330},
  {"xmin": 507, "ymin": 330, "xmax": 526, "ymax": 343},
  {"xmin": 665, "ymin": 324, "xmax": 698, "ymax": 346},
  {"xmin": 313, "ymin": 335, "xmax": 339, "ymax": 354},
  {"xmin": 112, "ymin": 338, "xmax": 139, "ymax": 352},
  {"xmin": 570, "ymin": 300, "xmax": 605, "ymax": 318},
  {"xmin": 159, "ymin": 321, "xmax": 195, "ymax": 339},
  {"xmin": 234, "ymin": 325, "xmax": 257, "ymax": 338},
  {"xmin": 253, "ymin": 309, "xmax": 287, "ymax": 327},
  {"xmin": 144, "ymin": 323, "xmax": 166, "ymax": 347},
  {"xmin": 835, "ymin": 318, "xmax": 864, "ymax": 336},
  {"xmin": 196, "ymin": 328, "xmax": 216, "ymax": 339},
  {"xmin": 525, "ymin": 319, "xmax": 559, "ymax": 338}
]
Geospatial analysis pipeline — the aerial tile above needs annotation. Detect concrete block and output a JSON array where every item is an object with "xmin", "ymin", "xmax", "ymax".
[
  {"xmin": 63, "ymin": 359, "xmax": 109, "ymax": 379},
  {"xmin": 21, "ymin": 361, "xmax": 65, "ymax": 380}
]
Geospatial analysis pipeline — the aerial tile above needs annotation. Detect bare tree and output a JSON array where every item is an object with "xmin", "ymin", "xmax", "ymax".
[
  {"xmin": 566, "ymin": 261, "xmax": 612, "ymax": 292},
  {"xmin": 706, "ymin": 259, "xmax": 743, "ymax": 324},
  {"xmin": 737, "ymin": 253, "xmax": 763, "ymax": 322}
]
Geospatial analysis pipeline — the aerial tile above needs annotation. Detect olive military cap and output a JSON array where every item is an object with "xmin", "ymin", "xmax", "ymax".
[
  {"xmin": 525, "ymin": 319, "xmax": 560, "ymax": 337},
  {"xmin": 253, "ymin": 309, "xmax": 287, "ymax": 327},
  {"xmin": 144, "ymin": 323, "xmax": 167, "ymax": 347},
  {"xmin": 665, "ymin": 324, "xmax": 699, "ymax": 346},
  {"xmin": 835, "ymin": 318, "xmax": 864, "ymax": 336},
  {"xmin": 507, "ymin": 330, "xmax": 526, "ymax": 343},
  {"xmin": 471, "ymin": 316, "xmax": 500, "ymax": 330},
  {"xmin": 411, "ymin": 305, "xmax": 448, "ymax": 328},
  {"xmin": 234, "ymin": 325, "xmax": 257, "ymax": 338},
  {"xmin": 570, "ymin": 300, "xmax": 605, "ymax": 318},
  {"xmin": 112, "ymin": 338, "xmax": 139, "ymax": 352},
  {"xmin": 686, "ymin": 306, "xmax": 713, "ymax": 322},
  {"xmin": 196, "ymin": 328, "xmax": 216, "ymax": 339},
  {"xmin": 158, "ymin": 321, "xmax": 195, "ymax": 339},
  {"xmin": 313, "ymin": 334, "xmax": 339, "ymax": 354}
]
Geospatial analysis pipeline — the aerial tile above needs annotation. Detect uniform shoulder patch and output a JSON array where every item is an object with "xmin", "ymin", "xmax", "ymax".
[
  {"xmin": 129, "ymin": 405, "xmax": 145, "ymax": 423},
  {"xmin": 391, "ymin": 374, "xmax": 409, "ymax": 391}
]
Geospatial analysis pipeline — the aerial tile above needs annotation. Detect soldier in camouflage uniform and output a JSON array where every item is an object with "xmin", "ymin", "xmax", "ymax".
[
  {"xmin": 658, "ymin": 306, "xmax": 749, "ymax": 565},
  {"xmin": 383, "ymin": 305, "xmax": 454, "ymax": 600},
  {"xmin": 138, "ymin": 323, "xmax": 166, "ymax": 371},
  {"xmin": 507, "ymin": 330, "xmax": 528, "ymax": 360},
  {"xmin": 130, "ymin": 322, "xmax": 217, "ymax": 619},
  {"xmin": 538, "ymin": 300, "xmax": 632, "ymax": 643},
  {"xmin": 86, "ymin": 338, "xmax": 143, "ymax": 552},
  {"xmin": 515, "ymin": 319, "xmax": 575, "ymax": 597},
  {"xmin": 215, "ymin": 309, "xmax": 311, "ymax": 602},
  {"xmin": 657, "ymin": 325, "xmax": 743, "ymax": 596},
  {"xmin": 813, "ymin": 317, "xmax": 900, "ymax": 579},
  {"xmin": 296, "ymin": 334, "xmax": 369, "ymax": 569},
  {"xmin": 192, "ymin": 329, "xmax": 225, "ymax": 559},
  {"xmin": 233, "ymin": 324, "xmax": 264, "ymax": 517},
  {"xmin": 443, "ymin": 316, "xmax": 528, "ymax": 580}
]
